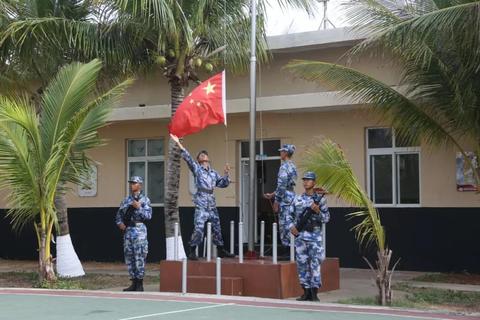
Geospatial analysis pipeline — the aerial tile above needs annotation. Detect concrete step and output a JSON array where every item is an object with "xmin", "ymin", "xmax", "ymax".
[{"xmin": 187, "ymin": 275, "xmax": 243, "ymax": 296}]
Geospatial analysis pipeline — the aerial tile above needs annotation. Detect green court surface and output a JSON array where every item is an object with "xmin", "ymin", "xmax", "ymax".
[{"xmin": 0, "ymin": 289, "xmax": 477, "ymax": 320}]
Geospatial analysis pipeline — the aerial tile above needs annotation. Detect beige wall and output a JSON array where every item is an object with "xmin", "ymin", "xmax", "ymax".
[
  {"xmin": 119, "ymin": 47, "xmax": 402, "ymax": 108},
  {"xmin": 56, "ymin": 109, "xmax": 479, "ymax": 209}
]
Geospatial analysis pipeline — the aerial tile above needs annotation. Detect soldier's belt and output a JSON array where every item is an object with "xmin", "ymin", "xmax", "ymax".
[
  {"xmin": 126, "ymin": 221, "xmax": 144, "ymax": 227},
  {"xmin": 197, "ymin": 188, "xmax": 214, "ymax": 194}
]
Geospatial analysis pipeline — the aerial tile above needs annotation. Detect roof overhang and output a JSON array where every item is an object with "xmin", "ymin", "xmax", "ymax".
[{"xmin": 266, "ymin": 27, "xmax": 367, "ymax": 53}]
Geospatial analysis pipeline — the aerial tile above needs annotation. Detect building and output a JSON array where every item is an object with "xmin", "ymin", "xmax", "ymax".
[{"xmin": 1, "ymin": 28, "xmax": 479, "ymax": 272}]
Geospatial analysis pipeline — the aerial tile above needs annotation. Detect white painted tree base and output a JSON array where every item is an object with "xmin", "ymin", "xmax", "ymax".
[
  {"xmin": 56, "ymin": 234, "xmax": 85, "ymax": 277},
  {"xmin": 166, "ymin": 236, "xmax": 187, "ymax": 260}
]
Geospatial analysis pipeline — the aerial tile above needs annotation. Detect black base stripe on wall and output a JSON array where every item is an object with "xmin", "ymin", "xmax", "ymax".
[{"xmin": 1, "ymin": 207, "xmax": 479, "ymax": 273}]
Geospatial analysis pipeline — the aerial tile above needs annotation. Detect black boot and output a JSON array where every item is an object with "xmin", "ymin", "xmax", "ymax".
[
  {"xmin": 136, "ymin": 278, "xmax": 144, "ymax": 292},
  {"xmin": 310, "ymin": 287, "xmax": 319, "ymax": 302},
  {"xmin": 123, "ymin": 279, "xmax": 137, "ymax": 292},
  {"xmin": 188, "ymin": 246, "xmax": 198, "ymax": 260},
  {"xmin": 217, "ymin": 246, "xmax": 235, "ymax": 258},
  {"xmin": 296, "ymin": 287, "xmax": 311, "ymax": 301}
]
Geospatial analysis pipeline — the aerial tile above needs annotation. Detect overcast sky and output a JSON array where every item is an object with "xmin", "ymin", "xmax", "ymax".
[{"xmin": 265, "ymin": 0, "xmax": 346, "ymax": 35}]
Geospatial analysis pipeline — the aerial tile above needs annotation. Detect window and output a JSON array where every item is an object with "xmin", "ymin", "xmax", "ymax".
[
  {"xmin": 127, "ymin": 138, "xmax": 165, "ymax": 205},
  {"xmin": 367, "ymin": 128, "xmax": 420, "ymax": 206},
  {"xmin": 241, "ymin": 140, "xmax": 281, "ymax": 159}
]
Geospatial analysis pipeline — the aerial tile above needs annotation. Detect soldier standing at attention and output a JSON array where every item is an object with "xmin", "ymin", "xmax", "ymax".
[
  {"xmin": 288, "ymin": 172, "xmax": 330, "ymax": 301},
  {"xmin": 264, "ymin": 144, "xmax": 298, "ymax": 248},
  {"xmin": 115, "ymin": 176, "xmax": 152, "ymax": 292},
  {"xmin": 171, "ymin": 134, "xmax": 235, "ymax": 260}
]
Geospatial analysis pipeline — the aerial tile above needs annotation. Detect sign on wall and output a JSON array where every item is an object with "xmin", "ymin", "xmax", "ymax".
[
  {"xmin": 78, "ymin": 165, "xmax": 97, "ymax": 197},
  {"xmin": 456, "ymin": 152, "xmax": 479, "ymax": 192}
]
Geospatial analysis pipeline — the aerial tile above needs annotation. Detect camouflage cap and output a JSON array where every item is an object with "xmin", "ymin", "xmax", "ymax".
[
  {"xmin": 278, "ymin": 144, "xmax": 296, "ymax": 155},
  {"xmin": 302, "ymin": 171, "xmax": 316, "ymax": 181},
  {"xmin": 128, "ymin": 176, "xmax": 144, "ymax": 184}
]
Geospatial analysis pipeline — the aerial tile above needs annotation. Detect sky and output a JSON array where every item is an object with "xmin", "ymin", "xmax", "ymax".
[{"xmin": 265, "ymin": 0, "xmax": 346, "ymax": 36}]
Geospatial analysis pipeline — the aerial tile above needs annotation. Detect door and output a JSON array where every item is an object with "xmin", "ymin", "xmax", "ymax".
[{"xmin": 239, "ymin": 139, "xmax": 281, "ymax": 244}]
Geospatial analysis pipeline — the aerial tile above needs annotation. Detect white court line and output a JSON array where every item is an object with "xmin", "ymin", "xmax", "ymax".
[{"xmin": 117, "ymin": 303, "xmax": 232, "ymax": 320}]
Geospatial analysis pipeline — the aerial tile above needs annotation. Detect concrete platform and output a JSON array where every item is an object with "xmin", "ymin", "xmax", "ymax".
[{"xmin": 159, "ymin": 257, "xmax": 340, "ymax": 299}]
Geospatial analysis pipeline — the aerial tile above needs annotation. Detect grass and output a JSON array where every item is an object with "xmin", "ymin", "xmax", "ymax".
[
  {"xmin": 338, "ymin": 283, "xmax": 480, "ymax": 314},
  {"xmin": 412, "ymin": 272, "xmax": 480, "ymax": 285},
  {"xmin": 337, "ymin": 296, "xmax": 418, "ymax": 309},
  {"xmin": 0, "ymin": 271, "xmax": 159, "ymax": 290}
]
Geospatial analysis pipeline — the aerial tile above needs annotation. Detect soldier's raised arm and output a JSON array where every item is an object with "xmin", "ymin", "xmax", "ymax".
[
  {"xmin": 215, "ymin": 164, "xmax": 230, "ymax": 188},
  {"xmin": 171, "ymin": 134, "xmax": 200, "ymax": 174}
]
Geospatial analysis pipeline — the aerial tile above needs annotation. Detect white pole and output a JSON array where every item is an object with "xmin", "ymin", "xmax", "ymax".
[
  {"xmin": 230, "ymin": 220, "xmax": 235, "ymax": 255},
  {"xmin": 207, "ymin": 222, "xmax": 212, "ymax": 262},
  {"xmin": 322, "ymin": 223, "xmax": 327, "ymax": 256},
  {"xmin": 213, "ymin": 245, "xmax": 217, "ymax": 258},
  {"xmin": 216, "ymin": 257, "xmax": 222, "ymax": 296},
  {"xmin": 174, "ymin": 222, "xmax": 179, "ymax": 261},
  {"xmin": 182, "ymin": 258, "xmax": 187, "ymax": 294},
  {"xmin": 290, "ymin": 233, "xmax": 295, "ymax": 262},
  {"xmin": 247, "ymin": 0, "xmax": 258, "ymax": 254},
  {"xmin": 196, "ymin": 245, "xmax": 199, "ymax": 257},
  {"xmin": 272, "ymin": 222, "xmax": 277, "ymax": 264},
  {"xmin": 239, "ymin": 222, "xmax": 244, "ymax": 263},
  {"xmin": 202, "ymin": 236, "xmax": 206, "ymax": 258},
  {"xmin": 260, "ymin": 220, "xmax": 265, "ymax": 257}
]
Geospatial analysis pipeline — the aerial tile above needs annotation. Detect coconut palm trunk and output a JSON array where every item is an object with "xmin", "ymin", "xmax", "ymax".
[
  {"xmin": 36, "ymin": 220, "xmax": 56, "ymax": 282},
  {"xmin": 55, "ymin": 192, "xmax": 85, "ymax": 277},
  {"xmin": 164, "ymin": 80, "xmax": 186, "ymax": 259}
]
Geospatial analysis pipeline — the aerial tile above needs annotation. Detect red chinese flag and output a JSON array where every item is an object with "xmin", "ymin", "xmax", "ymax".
[{"xmin": 168, "ymin": 71, "xmax": 226, "ymax": 138}]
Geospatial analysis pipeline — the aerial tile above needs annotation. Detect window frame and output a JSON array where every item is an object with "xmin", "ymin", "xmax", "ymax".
[
  {"xmin": 126, "ymin": 138, "xmax": 166, "ymax": 207},
  {"xmin": 366, "ymin": 128, "xmax": 421, "ymax": 207}
]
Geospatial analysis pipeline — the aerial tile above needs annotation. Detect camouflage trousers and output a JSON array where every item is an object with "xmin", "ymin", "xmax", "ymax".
[
  {"xmin": 295, "ymin": 238, "xmax": 325, "ymax": 288},
  {"xmin": 190, "ymin": 207, "xmax": 224, "ymax": 247},
  {"xmin": 278, "ymin": 204, "xmax": 292, "ymax": 246},
  {"xmin": 124, "ymin": 223, "xmax": 148, "ymax": 279}
]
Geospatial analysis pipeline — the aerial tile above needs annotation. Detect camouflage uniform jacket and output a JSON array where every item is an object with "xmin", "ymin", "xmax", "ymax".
[
  {"xmin": 275, "ymin": 160, "xmax": 297, "ymax": 206},
  {"xmin": 115, "ymin": 192, "xmax": 152, "ymax": 225},
  {"xmin": 287, "ymin": 192, "xmax": 330, "ymax": 242},
  {"xmin": 181, "ymin": 149, "xmax": 230, "ymax": 209}
]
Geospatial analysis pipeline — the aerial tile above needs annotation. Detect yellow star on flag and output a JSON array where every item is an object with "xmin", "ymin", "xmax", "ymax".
[{"xmin": 202, "ymin": 81, "xmax": 216, "ymax": 95}]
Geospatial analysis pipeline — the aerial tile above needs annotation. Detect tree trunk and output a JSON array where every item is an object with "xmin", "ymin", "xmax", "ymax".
[
  {"xmin": 55, "ymin": 193, "xmax": 85, "ymax": 277},
  {"xmin": 38, "ymin": 226, "xmax": 56, "ymax": 282},
  {"xmin": 364, "ymin": 249, "xmax": 397, "ymax": 306},
  {"xmin": 164, "ymin": 79, "xmax": 187, "ymax": 259},
  {"xmin": 56, "ymin": 193, "xmax": 69, "ymax": 236},
  {"xmin": 165, "ymin": 80, "xmax": 184, "ymax": 238},
  {"xmin": 375, "ymin": 249, "xmax": 393, "ymax": 306}
]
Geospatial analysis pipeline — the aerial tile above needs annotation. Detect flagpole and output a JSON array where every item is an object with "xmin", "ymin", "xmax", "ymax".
[{"xmin": 247, "ymin": 0, "xmax": 257, "ymax": 257}]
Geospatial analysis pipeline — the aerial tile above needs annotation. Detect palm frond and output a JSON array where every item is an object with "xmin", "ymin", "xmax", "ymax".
[
  {"xmin": 284, "ymin": 60, "xmax": 469, "ymax": 150},
  {"xmin": 39, "ymin": 59, "xmax": 102, "ymax": 158},
  {"xmin": 302, "ymin": 139, "xmax": 385, "ymax": 251},
  {"xmin": 0, "ymin": 97, "xmax": 44, "ymax": 231}
]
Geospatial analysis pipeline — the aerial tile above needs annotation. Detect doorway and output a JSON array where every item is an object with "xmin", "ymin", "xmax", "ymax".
[{"xmin": 239, "ymin": 140, "xmax": 281, "ymax": 244}]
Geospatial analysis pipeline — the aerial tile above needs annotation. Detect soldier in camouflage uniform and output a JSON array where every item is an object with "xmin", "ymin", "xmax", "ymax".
[
  {"xmin": 287, "ymin": 171, "xmax": 330, "ymax": 302},
  {"xmin": 264, "ymin": 144, "xmax": 298, "ymax": 247},
  {"xmin": 171, "ymin": 134, "xmax": 235, "ymax": 260},
  {"xmin": 115, "ymin": 176, "xmax": 152, "ymax": 291}
]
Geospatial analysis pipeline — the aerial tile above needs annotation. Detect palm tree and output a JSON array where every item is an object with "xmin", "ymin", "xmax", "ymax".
[
  {"xmin": 303, "ymin": 139, "xmax": 398, "ymax": 305},
  {"xmin": 1, "ymin": 0, "xmax": 318, "ymax": 258},
  {"xmin": 285, "ymin": 0, "xmax": 480, "ymax": 187},
  {"xmin": 0, "ymin": 59, "xmax": 131, "ymax": 281},
  {"xmin": 110, "ymin": 0, "xmax": 317, "ymax": 254},
  {"xmin": 0, "ymin": 0, "xmax": 145, "ymax": 275}
]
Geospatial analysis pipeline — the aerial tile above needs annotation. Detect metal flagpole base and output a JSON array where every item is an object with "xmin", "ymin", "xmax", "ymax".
[{"xmin": 245, "ymin": 250, "xmax": 257, "ymax": 259}]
